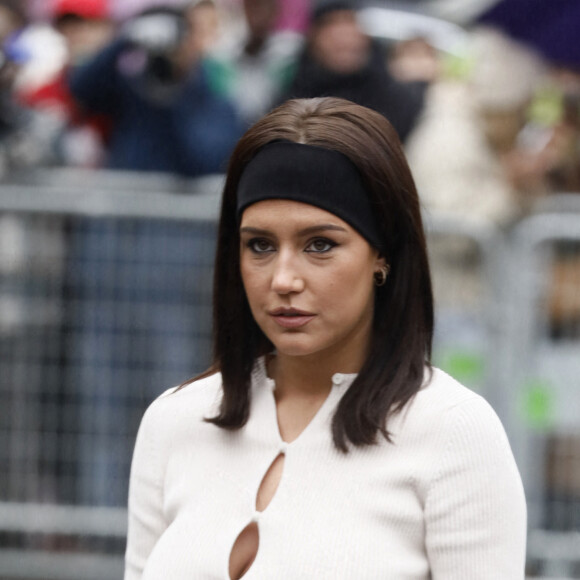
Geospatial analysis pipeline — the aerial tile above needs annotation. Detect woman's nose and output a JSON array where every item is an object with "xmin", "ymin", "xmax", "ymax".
[{"xmin": 271, "ymin": 254, "xmax": 305, "ymax": 294}]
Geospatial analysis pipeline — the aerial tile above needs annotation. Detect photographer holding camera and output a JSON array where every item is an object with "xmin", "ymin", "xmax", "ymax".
[
  {"xmin": 69, "ymin": 4, "xmax": 242, "ymax": 176},
  {"xmin": 66, "ymin": 5, "xmax": 244, "ymax": 506}
]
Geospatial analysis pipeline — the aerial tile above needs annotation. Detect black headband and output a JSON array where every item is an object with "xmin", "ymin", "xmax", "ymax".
[{"xmin": 236, "ymin": 141, "xmax": 384, "ymax": 250}]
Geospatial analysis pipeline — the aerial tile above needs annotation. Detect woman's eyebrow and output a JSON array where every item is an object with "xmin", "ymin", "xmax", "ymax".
[
  {"xmin": 297, "ymin": 224, "xmax": 348, "ymax": 236},
  {"xmin": 239, "ymin": 226, "xmax": 272, "ymax": 235},
  {"xmin": 239, "ymin": 224, "xmax": 348, "ymax": 236}
]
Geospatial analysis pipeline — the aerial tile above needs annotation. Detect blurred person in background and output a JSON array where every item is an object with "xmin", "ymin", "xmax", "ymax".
[
  {"xmin": 407, "ymin": 25, "xmax": 580, "ymax": 222},
  {"xmin": 187, "ymin": 0, "xmax": 221, "ymax": 57},
  {"xmin": 388, "ymin": 36, "xmax": 441, "ymax": 86},
  {"xmin": 404, "ymin": 26, "xmax": 574, "ymax": 224},
  {"xmin": 402, "ymin": 29, "xmax": 543, "ymax": 366},
  {"xmin": 281, "ymin": 0, "xmax": 425, "ymax": 143},
  {"xmin": 19, "ymin": 0, "xmax": 115, "ymax": 168},
  {"xmin": 504, "ymin": 64, "xmax": 580, "ymax": 339},
  {"xmin": 69, "ymin": 4, "xmax": 242, "ymax": 176},
  {"xmin": 499, "ymin": 65, "xmax": 580, "ymax": 204},
  {"xmin": 51, "ymin": 0, "xmax": 115, "ymax": 66},
  {"xmin": 0, "ymin": 0, "xmax": 23, "ymax": 42},
  {"xmin": 402, "ymin": 27, "xmax": 580, "ymax": 385},
  {"xmin": 0, "ymin": 0, "xmax": 59, "ymax": 174},
  {"xmin": 65, "ymin": 3, "xmax": 243, "ymax": 507},
  {"xmin": 543, "ymin": 67, "xmax": 580, "ymax": 193},
  {"xmin": 207, "ymin": 0, "xmax": 302, "ymax": 126},
  {"xmin": 404, "ymin": 27, "xmax": 537, "ymax": 226}
]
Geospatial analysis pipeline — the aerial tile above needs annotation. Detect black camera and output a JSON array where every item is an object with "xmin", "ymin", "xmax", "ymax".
[{"xmin": 123, "ymin": 7, "xmax": 189, "ymax": 85}]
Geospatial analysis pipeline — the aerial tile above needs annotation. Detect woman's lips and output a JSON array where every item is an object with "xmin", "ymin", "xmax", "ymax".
[{"xmin": 269, "ymin": 308, "xmax": 316, "ymax": 329}]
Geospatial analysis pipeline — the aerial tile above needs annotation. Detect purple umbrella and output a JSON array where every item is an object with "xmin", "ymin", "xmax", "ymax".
[{"xmin": 478, "ymin": 0, "xmax": 580, "ymax": 69}]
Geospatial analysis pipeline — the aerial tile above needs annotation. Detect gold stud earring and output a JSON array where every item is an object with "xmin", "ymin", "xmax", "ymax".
[{"xmin": 374, "ymin": 265, "xmax": 390, "ymax": 287}]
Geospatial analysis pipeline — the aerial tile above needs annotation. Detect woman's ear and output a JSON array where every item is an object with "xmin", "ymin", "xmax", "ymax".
[
  {"xmin": 373, "ymin": 255, "xmax": 390, "ymax": 287},
  {"xmin": 374, "ymin": 254, "xmax": 387, "ymax": 271}
]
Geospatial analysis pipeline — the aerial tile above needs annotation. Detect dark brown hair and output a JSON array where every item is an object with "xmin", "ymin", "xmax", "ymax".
[{"xmin": 202, "ymin": 97, "xmax": 433, "ymax": 451}]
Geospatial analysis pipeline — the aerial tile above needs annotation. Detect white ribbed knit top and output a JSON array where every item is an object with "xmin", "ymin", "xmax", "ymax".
[{"xmin": 125, "ymin": 359, "xmax": 527, "ymax": 579}]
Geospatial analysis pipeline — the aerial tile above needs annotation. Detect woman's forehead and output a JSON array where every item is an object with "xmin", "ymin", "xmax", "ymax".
[{"xmin": 239, "ymin": 199, "xmax": 352, "ymax": 231}]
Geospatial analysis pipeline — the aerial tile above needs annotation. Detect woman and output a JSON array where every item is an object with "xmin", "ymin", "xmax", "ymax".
[{"xmin": 125, "ymin": 97, "xmax": 527, "ymax": 579}]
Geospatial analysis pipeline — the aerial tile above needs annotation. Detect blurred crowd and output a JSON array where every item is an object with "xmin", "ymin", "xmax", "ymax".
[
  {"xmin": 0, "ymin": 0, "xmax": 579, "ymax": 510},
  {"xmin": 0, "ymin": 0, "xmax": 578, "ymax": 336},
  {"xmin": 0, "ymin": 0, "xmax": 576, "ymax": 218}
]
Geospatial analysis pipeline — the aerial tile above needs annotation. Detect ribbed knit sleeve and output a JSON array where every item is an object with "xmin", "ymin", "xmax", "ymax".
[
  {"xmin": 124, "ymin": 391, "xmax": 172, "ymax": 580},
  {"xmin": 424, "ymin": 395, "xmax": 527, "ymax": 579}
]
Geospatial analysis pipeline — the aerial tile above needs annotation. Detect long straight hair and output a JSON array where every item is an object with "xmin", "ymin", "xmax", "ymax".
[{"xmin": 201, "ymin": 97, "xmax": 433, "ymax": 452}]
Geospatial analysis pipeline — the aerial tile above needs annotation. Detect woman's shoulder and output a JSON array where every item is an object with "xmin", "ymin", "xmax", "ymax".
[
  {"xmin": 415, "ymin": 366, "xmax": 493, "ymax": 413},
  {"xmin": 140, "ymin": 371, "xmax": 224, "ymax": 433},
  {"xmin": 395, "ymin": 367, "xmax": 522, "ymax": 496},
  {"xmin": 399, "ymin": 366, "xmax": 509, "ymax": 443}
]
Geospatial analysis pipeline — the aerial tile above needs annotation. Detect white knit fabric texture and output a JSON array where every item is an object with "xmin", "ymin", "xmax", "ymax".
[{"xmin": 125, "ymin": 360, "xmax": 527, "ymax": 579}]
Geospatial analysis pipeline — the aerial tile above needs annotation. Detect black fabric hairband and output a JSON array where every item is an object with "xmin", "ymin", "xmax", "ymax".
[{"xmin": 236, "ymin": 141, "xmax": 384, "ymax": 250}]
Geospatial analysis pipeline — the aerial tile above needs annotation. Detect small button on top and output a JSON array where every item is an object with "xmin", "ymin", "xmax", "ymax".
[
  {"xmin": 251, "ymin": 511, "xmax": 261, "ymax": 523},
  {"xmin": 279, "ymin": 441, "xmax": 288, "ymax": 455},
  {"xmin": 332, "ymin": 373, "xmax": 344, "ymax": 386}
]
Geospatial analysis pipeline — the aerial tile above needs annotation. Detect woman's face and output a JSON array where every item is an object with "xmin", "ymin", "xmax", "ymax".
[{"xmin": 240, "ymin": 199, "xmax": 384, "ymax": 366}]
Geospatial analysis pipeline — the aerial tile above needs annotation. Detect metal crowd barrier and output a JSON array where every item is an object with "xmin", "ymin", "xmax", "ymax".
[
  {"xmin": 422, "ymin": 212, "xmax": 508, "ymax": 410},
  {"xmin": 499, "ymin": 209, "xmax": 580, "ymax": 578},
  {"xmin": 0, "ymin": 170, "xmax": 224, "ymax": 579},
  {"xmin": 0, "ymin": 170, "xmax": 578, "ymax": 579}
]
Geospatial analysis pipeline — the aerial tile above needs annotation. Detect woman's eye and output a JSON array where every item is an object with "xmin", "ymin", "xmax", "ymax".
[
  {"xmin": 248, "ymin": 238, "xmax": 274, "ymax": 253},
  {"xmin": 306, "ymin": 238, "xmax": 336, "ymax": 253}
]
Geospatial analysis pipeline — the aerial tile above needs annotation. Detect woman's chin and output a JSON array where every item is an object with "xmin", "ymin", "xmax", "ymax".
[{"xmin": 268, "ymin": 335, "xmax": 321, "ymax": 359}]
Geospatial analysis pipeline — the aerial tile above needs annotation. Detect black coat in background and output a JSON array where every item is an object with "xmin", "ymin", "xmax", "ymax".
[{"xmin": 283, "ymin": 41, "xmax": 426, "ymax": 143}]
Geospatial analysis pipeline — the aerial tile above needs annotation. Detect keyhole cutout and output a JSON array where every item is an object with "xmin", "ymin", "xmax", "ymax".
[
  {"xmin": 228, "ymin": 452, "xmax": 286, "ymax": 579},
  {"xmin": 228, "ymin": 522, "xmax": 259, "ymax": 580},
  {"xmin": 256, "ymin": 453, "xmax": 285, "ymax": 511}
]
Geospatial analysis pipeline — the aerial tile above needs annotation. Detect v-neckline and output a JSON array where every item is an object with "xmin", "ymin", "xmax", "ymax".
[{"xmin": 252, "ymin": 356, "xmax": 357, "ymax": 449}]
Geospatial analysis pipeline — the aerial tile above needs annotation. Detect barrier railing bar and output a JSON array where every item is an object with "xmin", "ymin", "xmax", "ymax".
[
  {"xmin": 533, "ymin": 192, "xmax": 580, "ymax": 215},
  {"xmin": 3, "ymin": 168, "xmax": 224, "ymax": 194},
  {"xmin": 0, "ymin": 178, "xmax": 225, "ymax": 221},
  {"xmin": 527, "ymin": 530, "xmax": 580, "ymax": 561},
  {"xmin": 0, "ymin": 502, "xmax": 127, "ymax": 536},
  {"xmin": 513, "ymin": 213, "xmax": 580, "ymax": 246},
  {"xmin": 0, "ymin": 550, "xmax": 124, "ymax": 580}
]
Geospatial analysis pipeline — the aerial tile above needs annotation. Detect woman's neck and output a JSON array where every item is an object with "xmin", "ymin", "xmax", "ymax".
[{"xmin": 267, "ymin": 348, "xmax": 364, "ymax": 400}]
